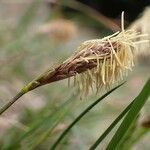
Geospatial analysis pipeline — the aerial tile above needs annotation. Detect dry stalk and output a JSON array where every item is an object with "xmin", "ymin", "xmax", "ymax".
[{"xmin": 0, "ymin": 13, "xmax": 148, "ymax": 115}]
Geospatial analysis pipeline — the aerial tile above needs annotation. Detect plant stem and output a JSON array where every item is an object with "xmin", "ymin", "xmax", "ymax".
[
  {"xmin": 0, "ymin": 91, "xmax": 25, "ymax": 115},
  {"xmin": 0, "ymin": 80, "xmax": 40, "ymax": 115}
]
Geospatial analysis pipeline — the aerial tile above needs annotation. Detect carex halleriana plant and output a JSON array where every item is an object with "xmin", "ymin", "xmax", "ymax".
[{"xmin": 0, "ymin": 12, "xmax": 148, "ymax": 115}]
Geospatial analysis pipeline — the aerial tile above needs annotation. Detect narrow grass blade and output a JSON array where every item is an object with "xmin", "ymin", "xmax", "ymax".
[
  {"xmin": 116, "ymin": 115, "xmax": 139, "ymax": 150},
  {"xmin": 89, "ymin": 100, "xmax": 134, "ymax": 150},
  {"xmin": 118, "ymin": 127, "xmax": 149, "ymax": 150},
  {"xmin": 106, "ymin": 78, "xmax": 150, "ymax": 150},
  {"xmin": 50, "ymin": 82, "xmax": 125, "ymax": 150}
]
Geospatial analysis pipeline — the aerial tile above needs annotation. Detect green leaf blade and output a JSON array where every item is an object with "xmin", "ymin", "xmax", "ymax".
[
  {"xmin": 50, "ymin": 82, "xmax": 125, "ymax": 150},
  {"xmin": 106, "ymin": 78, "xmax": 150, "ymax": 150}
]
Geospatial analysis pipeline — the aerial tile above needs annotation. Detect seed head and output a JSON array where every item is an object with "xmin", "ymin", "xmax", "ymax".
[{"xmin": 36, "ymin": 13, "xmax": 148, "ymax": 97}]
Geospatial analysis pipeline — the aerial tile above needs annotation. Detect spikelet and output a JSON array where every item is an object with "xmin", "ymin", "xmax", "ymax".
[
  {"xmin": 35, "ymin": 13, "xmax": 148, "ymax": 97},
  {"xmin": 68, "ymin": 12, "xmax": 148, "ymax": 96}
]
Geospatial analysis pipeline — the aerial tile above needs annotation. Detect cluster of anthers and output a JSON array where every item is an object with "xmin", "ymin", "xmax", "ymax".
[{"xmin": 37, "ymin": 13, "xmax": 148, "ymax": 97}]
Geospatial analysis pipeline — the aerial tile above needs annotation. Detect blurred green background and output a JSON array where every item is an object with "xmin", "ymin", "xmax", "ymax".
[{"xmin": 0, "ymin": 0, "xmax": 149, "ymax": 149}]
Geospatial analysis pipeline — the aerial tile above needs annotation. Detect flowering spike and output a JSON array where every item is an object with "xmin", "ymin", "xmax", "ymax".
[{"xmin": 34, "ymin": 13, "xmax": 148, "ymax": 97}]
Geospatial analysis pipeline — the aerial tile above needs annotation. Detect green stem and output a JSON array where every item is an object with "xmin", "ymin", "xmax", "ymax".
[
  {"xmin": 50, "ymin": 82, "xmax": 125, "ymax": 150},
  {"xmin": 0, "ymin": 91, "xmax": 25, "ymax": 115},
  {"xmin": 0, "ymin": 80, "xmax": 40, "ymax": 115}
]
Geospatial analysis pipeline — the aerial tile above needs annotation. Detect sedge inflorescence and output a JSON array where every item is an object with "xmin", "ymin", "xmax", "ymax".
[
  {"xmin": 72, "ymin": 31, "xmax": 135, "ymax": 96},
  {"xmin": 67, "ymin": 14, "xmax": 148, "ymax": 96},
  {"xmin": 37, "ymin": 13, "xmax": 148, "ymax": 97}
]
